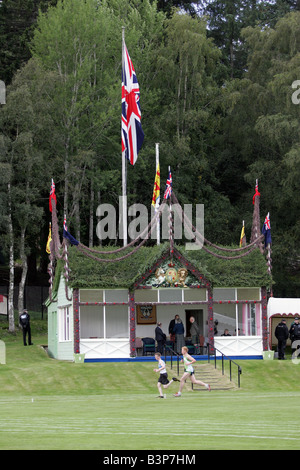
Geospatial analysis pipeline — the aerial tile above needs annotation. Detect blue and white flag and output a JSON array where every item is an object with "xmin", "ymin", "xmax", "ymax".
[
  {"xmin": 163, "ymin": 170, "xmax": 172, "ymax": 200},
  {"xmin": 63, "ymin": 215, "xmax": 79, "ymax": 246},
  {"xmin": 262, "ymin": 213, "xmax": 272, "ymax": 247}
]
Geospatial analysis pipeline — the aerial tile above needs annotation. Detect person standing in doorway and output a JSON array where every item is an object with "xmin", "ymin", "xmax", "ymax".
[
  {"xmin": 19, "ymin": 309, "xmax": 33, "ymax": 346},
  {"xmin": 168, "ymin": 314, "xmax": 180, "ymax": 350},
  {"xmin": 155, "ymin": 322, "xmax": 166, "ymax": 354},
  {"xmin": 189, "ymin": 316, "xmax": 200, "ymax": 352},
  {"xmin": 173, "ymin": 318, "xmax": 185, "ymax": 354}
]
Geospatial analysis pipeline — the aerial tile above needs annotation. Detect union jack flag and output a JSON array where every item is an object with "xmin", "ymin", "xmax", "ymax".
[
  {"xmin": 163, "ymin": 170, "xmax": 172, "ymax": 200},
  {"xmin": 63, "ymin": 214, "xmax": 68, "ymax": 232},
  {"xmin": 121, "ymin": 42, "xmax": 144, "ymax": 165},
  {"xmin": 262, "ymin": 212, "xmax": 272, "ymax": 247},
  {"xmin": 49, "ymin": 178, "xmax": 57, "ymax": 212}
]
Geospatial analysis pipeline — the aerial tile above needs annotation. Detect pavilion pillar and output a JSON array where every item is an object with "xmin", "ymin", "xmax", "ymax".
[
  {"xmin": 73, "ymin": 288, "xmax": 80, "ymax": 354},
  {"xmin": 129, "ymin": 290, "xmax": 136, "ymax": 357},
  {"xmin": 261, "ymin": 287, "xmax": 269, "ymax": 350},
  {"xmin": 207, "ymin": 286, "xmax": 214, "ymax": 354}
]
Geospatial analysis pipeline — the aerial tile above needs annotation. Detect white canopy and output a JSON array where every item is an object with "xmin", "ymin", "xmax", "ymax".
[{"xmin": 267, "ymin": 297, "xmax": 300, "ymax": 319}]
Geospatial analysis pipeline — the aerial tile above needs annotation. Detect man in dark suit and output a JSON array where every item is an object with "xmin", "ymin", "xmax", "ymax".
[
  {"xmin": 19, "ymin": 309, "xmax": 33, "ymax": 346},
  {"xmin": 155, "ymin": 322, "xmax": 166, "ymax": 354},
  {"xmin": 275, "ymin": 318, "xmax": 289, "ymax": 360}
]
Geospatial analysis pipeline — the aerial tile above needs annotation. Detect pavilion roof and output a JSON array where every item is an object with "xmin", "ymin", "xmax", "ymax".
[{"xmin": 63, "ymin": 242, "xmax": 271, "ymax": 290}]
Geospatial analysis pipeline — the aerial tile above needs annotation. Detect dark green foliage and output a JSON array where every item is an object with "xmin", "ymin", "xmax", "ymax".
[
  {"xmin": 1, "ymin": 0, "xmax": 300, "ymax": 298},
  {"xmin": 0, "ymin": 0, "xmax": 57, "ymax": 84}
]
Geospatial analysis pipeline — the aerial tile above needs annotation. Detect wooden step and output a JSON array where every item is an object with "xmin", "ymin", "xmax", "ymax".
[{"xmin": 175, "ymin": 362, "xmax": 238, "ymax": 391}]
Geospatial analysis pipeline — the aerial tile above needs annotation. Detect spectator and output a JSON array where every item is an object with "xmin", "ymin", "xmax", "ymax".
[
  {"xmin": 221, "ymin": 329, "xmax": 231, "ymax": 336},
  {"xmin": 189, "ymin": 316, "xmax": 200, "ymax": 346},
  {"xmin": 275, "ymin": 318, "xmax": 289, "ymax": 360},
  {"xmin": 173, "ymin": 318, "xmax": 185, "ymax": 354},
  {"xmin": 155, "ymin": 322, "xmax": 166, "ymax": 354},
  {"xmin": 19, "ymin": 309, "xmax": 33, "ymax": 346},
  {"xmin": 289, "ymin": 317, "xmax": 300, "ymax": 355}
]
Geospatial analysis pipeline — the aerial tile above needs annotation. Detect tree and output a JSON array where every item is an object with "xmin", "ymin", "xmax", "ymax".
[
  {"xmin": 200, "ymin": 0, "xmax": 300, "ymax": 80},
  {"xmin": 31, "ymin": 0, "xmax": 166, "ymax": 241},
  {"xmin": 149, "ymin": 11, "xmax": 238, "ymax": 243},
  {"xmin": 31, "ymin": 0, "xmax": 121, "ymax": 234},
  {"xmin": 155, "ymin": 0, "xmax": 198, "ymax": 16},
  {"xmin": 0, "ymin": 59, "xmax": 50, "ymax": 330},
  {"xmin": 216, "ymin": 11, "xmax": 300, "ymax": 295},
  {"xmin": 0, "ymin": 0, "xmax": 57, "ymax": 85}
]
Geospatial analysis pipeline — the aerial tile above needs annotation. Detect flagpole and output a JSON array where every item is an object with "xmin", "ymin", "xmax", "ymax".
[
  {"xmin": 266, "ymin": 212, "xmax": 271, "ymax": 275},
  {"xmin": 168, "ymin": 165, "xmax": 172, "ymax": 251},
  {"xmin": 121, "ymin": 26, "xmax": 127, "ymax": 246},
  {"xmin": 155, "ymin": 143, "xmax": 160, "ymax": 245}
]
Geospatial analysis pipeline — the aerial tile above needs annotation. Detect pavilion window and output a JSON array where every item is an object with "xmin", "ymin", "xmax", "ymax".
[
  {"xmin": 238, "ymin": 303, "xmax": 261, "ymax": 336},
  {"xmin": 58, "ymin": 306, "xmax": 71, "ymax": 342},
  {"xmin": 159, "ymin": 288, "xmax": 182, "ymax": 302},
  {"xmin": 80, "ymin": 304, "xmax": 104, "ymax": 338},
  {"xmin": 79, "ymin": 289, "xmax": 129, "ymax": 339},
  {"xmin": 184, "ymin": 288, "xmax": 206, "ymax": 302},
  {"xmin": 214, "ymin": 302, "xmax": 236, "ymax": 336},
  {"xmin": 80, "ymin": 289, "xmax": 103, "ymax": 303},
  {"xmin": 213, "ymin": 288, "xmax": 262, "ymax": 337},
  {"xmin": 135, "ymin": 290, "xmax": 157, "ymax": 303},
  {"xmin": 105, "ymin": 305, "xmax": 128, "ymax": 338}
]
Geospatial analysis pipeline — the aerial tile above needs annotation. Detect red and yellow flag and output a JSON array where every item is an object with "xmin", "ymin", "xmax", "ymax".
[
  {"xmin": 151, "ymin": 163, "xmax": 160, "ymax": 210},
  {"xmin": 46, "ymin": 223, "xmax": 52, "ymax": 254},
  {"xmin": 239, "ymin": 222, "xmax": 246, "ymax": 247}
]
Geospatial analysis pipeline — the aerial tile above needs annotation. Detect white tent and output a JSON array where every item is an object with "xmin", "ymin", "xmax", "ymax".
[
  {"xmin": 0, "ymin": 295, "xmax": 7, "ymax": 316},
  {"xmin": 268, "ymin": 297, "xmax": 300, "ymax": 319}
]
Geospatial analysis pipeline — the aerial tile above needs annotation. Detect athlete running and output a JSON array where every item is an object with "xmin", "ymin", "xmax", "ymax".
[{"xmin": 174, "ymin": 346, "xmax": 211, "ymax": 396}]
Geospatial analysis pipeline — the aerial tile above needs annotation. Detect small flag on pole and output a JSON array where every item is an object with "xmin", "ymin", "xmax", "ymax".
[
  {"xmin": 239, "ymin": 221, "xmax": 246, "ymax": 247},
  {"xmin": 63, "ymin": 215, "xmax": 79, "ymax": 246},
  {"xmin": 252, "ymin": 180, "xmax": 260, "ymax": 205},
  {"xmin": 163, "ymin": 169, "xmax": 172, "ymax": 200},
  {"xmin": 46, "ymin": 223, "xmax": 52, "ymax": 254},
  {"xmin": 152, "ymin": 162, "xmax": 160, "ymax": 211},
  {"xmin": 49, "ymin": 179, "xmax": 57, "ymax": 212},
  {"xmin": 262, "ymin": 213, "xmax": 272, "ymax": 247}
]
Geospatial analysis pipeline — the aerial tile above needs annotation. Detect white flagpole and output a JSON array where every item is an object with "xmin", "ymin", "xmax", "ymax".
[
  {"xmin": 266, "ymin": 212, "xmax": 271, "ymax": 275},
  {"xmin": 155, "ymin": 143, "xmax": 160, "ymax": 245},
  {"xmin": 121, "ymin": 26, "xmax": 127, "ymax": 246},
  {"xmin": 168, "ymin": 165, "xmax": 172, "ymax": 245}
]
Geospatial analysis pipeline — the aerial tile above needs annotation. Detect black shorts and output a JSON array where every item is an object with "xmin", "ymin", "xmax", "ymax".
[{"xmin": 158, "ymin": 373, "xmax": 169, "ymax": 385}]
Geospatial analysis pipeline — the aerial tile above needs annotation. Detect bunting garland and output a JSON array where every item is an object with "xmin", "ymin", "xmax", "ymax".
[{"xmin": 46, "ymin": 178, "xmax": 271, "ymax": 303}]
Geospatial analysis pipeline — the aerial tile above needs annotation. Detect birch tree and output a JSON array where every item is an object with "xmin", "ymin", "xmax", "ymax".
[
  {"xmin": 0, "ymin": 62, "xmax": 46, "ymax": 330},
  {"xmin": 31, "ymin": 0, "xmax": 121, "ymax": 237}
]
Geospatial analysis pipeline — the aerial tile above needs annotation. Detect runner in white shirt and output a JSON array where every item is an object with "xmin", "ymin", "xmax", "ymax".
[
  {"xmin": 174, "ymin": 346, "xmax": 211, "ymax": 397},
  {"xmin": 154, "ymin": 353, "xmax": 178, "ymax": 398}
]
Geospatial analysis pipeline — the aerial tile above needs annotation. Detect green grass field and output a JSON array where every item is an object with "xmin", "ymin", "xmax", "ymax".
[{"xmin": 1, "ymin": 317, "xmax": 300, "ymax": 451}]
